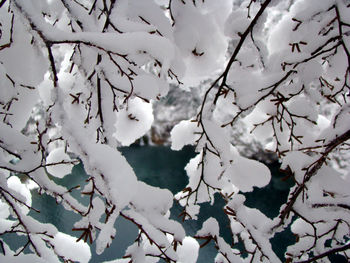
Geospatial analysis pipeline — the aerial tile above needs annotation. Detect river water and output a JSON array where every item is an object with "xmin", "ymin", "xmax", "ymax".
[{"xmin": 26, "ymin": 145, "xmax": 297, "ymax": 262}]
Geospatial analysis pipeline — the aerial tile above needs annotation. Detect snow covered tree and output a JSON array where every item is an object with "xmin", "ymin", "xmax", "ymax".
[{"xmin": 0, "ymin": 0, "xmax": 349, "ymax": 262}]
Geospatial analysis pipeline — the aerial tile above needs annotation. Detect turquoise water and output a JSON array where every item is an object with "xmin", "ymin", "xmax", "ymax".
[
  {"xmin": 23, "ymin": 145, "xmax": 297, "ymax": 262},
  {"xmin": 120, "ymin": 146, "xmax": 296, "ymax": 261}
]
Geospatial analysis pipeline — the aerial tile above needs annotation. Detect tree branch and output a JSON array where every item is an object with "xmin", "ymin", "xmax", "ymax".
[{"xmin": 296, "ymin": 243, "xmax": 350, "ymax": 263}]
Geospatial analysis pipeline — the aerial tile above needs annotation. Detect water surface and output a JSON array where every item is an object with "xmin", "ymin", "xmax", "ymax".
[{"xmin": 26, "ymin": 145, "xmax": 296, "ymax": 262}]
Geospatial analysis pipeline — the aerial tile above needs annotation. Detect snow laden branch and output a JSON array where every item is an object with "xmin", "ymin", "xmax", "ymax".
[
  {"xmin": 171, "ymin": 0, "xmax": 350, "ymax": 262},
  {"xmin": 0, "ymin": 0, "xmax": 189, "ymax": 262},
  {"xmin": 1, "ymin": 0, "xmax": 350, "ymax": 263}
]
